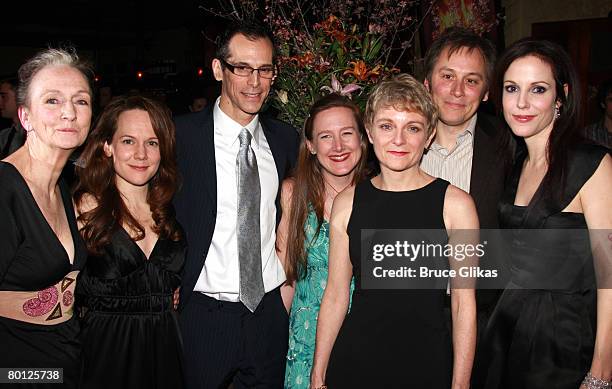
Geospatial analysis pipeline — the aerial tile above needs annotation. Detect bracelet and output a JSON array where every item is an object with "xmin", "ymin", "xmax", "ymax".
[
  {"xmin": 312, "ymin": 386, "xmax": 327, "ymax": 389},
  {"xmin": 582, "ymin": 372, "xmax": 611, "ymax": 389}
]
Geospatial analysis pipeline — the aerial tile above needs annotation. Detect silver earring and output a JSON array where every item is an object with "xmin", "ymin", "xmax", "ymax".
[{"xmin": 554, "ymin": 106, "xmax": 560, "ymax": 119}]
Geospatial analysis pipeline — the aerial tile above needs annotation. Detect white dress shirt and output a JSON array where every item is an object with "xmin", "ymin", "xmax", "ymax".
[
  {"xmin": 420, "ymin": 114, "xmax": 477, "ymax": 193},
  {"xmin": 194, "ymin": 98, "xmax": 286, "ymax": 301}
]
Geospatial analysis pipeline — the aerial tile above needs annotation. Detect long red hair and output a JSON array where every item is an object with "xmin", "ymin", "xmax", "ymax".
[{"xmin": 284, "ymin": 94, "xmax": 368, "ymax": 283}]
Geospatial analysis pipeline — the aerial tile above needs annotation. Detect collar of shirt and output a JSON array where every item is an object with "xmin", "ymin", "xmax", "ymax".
[
  {"xmin": 430, "ymin": 114, "xmax": 477, "ymax": 153},
  {"xmin": 212, "ymin": 97, "xmax": 261, "ymax": 150}
]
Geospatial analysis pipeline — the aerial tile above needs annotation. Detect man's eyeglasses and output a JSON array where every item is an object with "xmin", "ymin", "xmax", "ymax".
[{"xmin": 219, "ymin": 58, "xmax": 276, "ymax": 79}]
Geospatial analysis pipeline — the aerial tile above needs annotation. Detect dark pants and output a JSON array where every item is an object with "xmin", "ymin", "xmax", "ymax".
[{"xmin": 180, "ymin": 288, "xmax": 289, "ymax": 389}]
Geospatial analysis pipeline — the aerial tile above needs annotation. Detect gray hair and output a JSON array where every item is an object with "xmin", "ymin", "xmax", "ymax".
[{"xmin": 17, "ymin": 47, "xmax": 94, "ymax": 107}]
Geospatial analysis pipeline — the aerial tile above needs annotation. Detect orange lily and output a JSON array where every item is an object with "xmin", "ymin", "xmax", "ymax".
[
  {"xmin": 369, "ymin": 64, "xmax": 382, "ymax": 78},
  {"xmin": 344, "ymin": 60, "xmax": 367, "ymax": 81},
  {"xmin": 316, "ymin": 15, "xmax": 349, "ymax": 43},
  {"xmin": 344, "ymin": 61, "xmax": 381, "ymax": 81},
  {"xmin": 330, "ymin": 30, "xmax": 348, "ymax": 43},
  {"xmin": 291, "ymin": 51, "xmax": 315, "ymax": 68},
  {"xmin": 317, "ymin": 15, "xmax": 341, "ymax": 33}
]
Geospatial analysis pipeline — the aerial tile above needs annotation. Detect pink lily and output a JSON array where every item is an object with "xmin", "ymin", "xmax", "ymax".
[{"xmin": 321, "ymin": 74, "xmax": 361, "ymax": 97}]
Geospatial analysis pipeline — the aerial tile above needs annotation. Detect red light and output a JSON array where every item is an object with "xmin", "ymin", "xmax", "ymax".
[
  {"xmin": 197, "ymin": 68, "xmax": 204, "ymax": 76},
  {"xmin": 137, "ymin": 71, "xmax": 143, "ymax": 79}
]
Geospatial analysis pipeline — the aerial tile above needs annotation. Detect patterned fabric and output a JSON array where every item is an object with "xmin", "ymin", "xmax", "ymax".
[
  {"xmin": 236, "ymin": 128, "xmax": 264, "ymax": 312},
  {"xmin": 284, "ymin": 208, "xmax": 354, "ymax": 389}
]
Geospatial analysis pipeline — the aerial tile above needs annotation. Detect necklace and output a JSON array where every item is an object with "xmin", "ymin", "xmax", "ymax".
[
  {"xmin": 323, "ymin": 180, "xmax": 349, "ymax": 220},
  {"xmin": 324, "ymin": 179, "xmax": 350, "ymax": 198}
]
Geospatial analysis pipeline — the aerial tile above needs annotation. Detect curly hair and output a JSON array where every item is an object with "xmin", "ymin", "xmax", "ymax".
[{"xmin": 74, "ymin": 94, "xmax": 181, "ymax": 255}]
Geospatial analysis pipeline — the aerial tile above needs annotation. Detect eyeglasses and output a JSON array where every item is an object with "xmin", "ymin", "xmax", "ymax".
[{"xmin": 219, "ymin": 58, "xmax": 276, "ymax": 79}]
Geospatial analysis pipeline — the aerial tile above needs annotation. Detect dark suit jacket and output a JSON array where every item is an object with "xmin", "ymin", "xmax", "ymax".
[
  {"xmin": 174, "ymin": 105, "xmax": 299, "ymax": 307},
  {"xmin": 469, "ymin": 113, "xmax": 515, "ymax": 308},
  {"xmin": 0, "ymin": 124, "xmax": 25, "ymax": 159},
  {"xmin": 469, "ymin": 112, "xmax": 514, "ymax": 229}
]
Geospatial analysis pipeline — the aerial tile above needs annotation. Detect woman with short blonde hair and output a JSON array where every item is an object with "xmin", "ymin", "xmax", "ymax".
[{"xmin": 311, "ymin": 74, "xmax": 478, "ymax": 388}]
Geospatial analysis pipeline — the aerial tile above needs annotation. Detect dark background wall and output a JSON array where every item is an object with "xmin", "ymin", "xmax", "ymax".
[{"xmin": 2, "ymin": 0, "xmax": 610, "ymax": 122}]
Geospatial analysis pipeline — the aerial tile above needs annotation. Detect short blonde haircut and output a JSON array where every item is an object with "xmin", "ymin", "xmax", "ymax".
[{"xmin": 364, "ymin": 74, "xmax": 438, "ymax": 137}]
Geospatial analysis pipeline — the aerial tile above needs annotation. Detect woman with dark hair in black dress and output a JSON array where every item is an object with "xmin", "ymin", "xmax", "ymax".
[{"xmin": 476, "ymin": 38, "xmax": 612, "ymax": 389}]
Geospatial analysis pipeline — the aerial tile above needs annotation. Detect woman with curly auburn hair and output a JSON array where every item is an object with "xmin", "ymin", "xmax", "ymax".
[{"xmin": 74, "ymin": 94, "xmax": 185, "ymax": 389}]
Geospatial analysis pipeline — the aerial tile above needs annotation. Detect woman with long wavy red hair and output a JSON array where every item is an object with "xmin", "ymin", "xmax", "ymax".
[
  {"xmin": 277, "ymin": 93, "xmax": 368, "ymax": 388},
  {"xmin": 74, "ymin": 94, "xmax": 185, "ymax": 388}
]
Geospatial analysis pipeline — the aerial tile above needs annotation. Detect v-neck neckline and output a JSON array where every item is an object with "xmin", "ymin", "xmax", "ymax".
[
  {"xmin": 510, "ymin": 154, "xmax": 545, "ymax": 208},
  {"xmin": 1, "ymin": 161, "xmax": 78, "ymax": 265},
  {"xmin": 118, "ymin": 225, "xmax": 160, "ymax": 261}
]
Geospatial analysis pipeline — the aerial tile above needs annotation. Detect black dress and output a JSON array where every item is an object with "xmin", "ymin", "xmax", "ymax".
[
  {"xmin": 326, "ymin": 178, "xmax": 453, "ymax": 388},
  {"xmin": 0, "ymin": 161, "xmax": 87, "ymax": 388},
  {"xmin": 76, "ymin": 226, "xmax": 186, "ymax": 389},
  {"xmin": 475, "ymin": 144, "xmax": 608, "ymax": 389}
]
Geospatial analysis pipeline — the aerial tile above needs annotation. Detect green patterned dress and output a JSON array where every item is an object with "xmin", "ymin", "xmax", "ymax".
[{"xmin": 284, "ymin": 209, "xmax": 354, "ymax": 389}]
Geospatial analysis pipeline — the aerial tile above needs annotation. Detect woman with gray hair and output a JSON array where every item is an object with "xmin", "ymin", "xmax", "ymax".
[
  {"xmin": 310, "ymin": 74, "xmax": 479, "ymax": 388},
  {"xmin": 0, "ymin": 47, "xmax": 93, "ymax": 387}
]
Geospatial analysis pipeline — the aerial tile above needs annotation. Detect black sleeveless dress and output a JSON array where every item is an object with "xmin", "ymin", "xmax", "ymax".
[
  {"xmin": 474, "ymin": 144, "xmax": 608, "ymax": 389},
  {"xmin": 326, "ymin": 178, "xmax": 453, "ymax": 388},
  {"xmin": 76, "ymin": 227, "xmax": 186, "ymax": 389}
]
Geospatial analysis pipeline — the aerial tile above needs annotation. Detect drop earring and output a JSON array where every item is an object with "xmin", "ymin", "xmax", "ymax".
[{"xmin": 554, "ymin": 106, "xmax": 560, "ymax": 119}]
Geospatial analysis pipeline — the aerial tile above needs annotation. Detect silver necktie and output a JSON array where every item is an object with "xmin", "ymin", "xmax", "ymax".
[{"xmin": 236, "ymin": 128, "xmax": 264, "ymax": 312}]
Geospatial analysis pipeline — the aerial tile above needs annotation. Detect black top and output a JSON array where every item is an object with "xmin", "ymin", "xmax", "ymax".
[
  {"xmin": 0, "ymin": 161, "xmax": 86, "ymax": 291},
  {"xmin": 76, "ymin": 226, "xmax": 186, "ymax": 389},
  {"xmin": 347, "ymin": 178, "xmax": 450, "ymax": 290},
  {"xmin": 77, "ymin": 226, "xmax": 185, "ymax": 314},
  {"xmin": 475, "ymin": 143, "xmax": 609, "ymax": 389},
  {"xmin": 0, "ymin": 161, "xmax": 87, "ymax": 388},
  {"xmin": 326, "ymin": 178, "xmax": 453, "ymax": 388}
]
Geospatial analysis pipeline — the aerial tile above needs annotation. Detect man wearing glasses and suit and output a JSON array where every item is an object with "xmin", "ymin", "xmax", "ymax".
[{"xmin": 175, "ymin": 20, "xmax": 299, "ymax": 389}]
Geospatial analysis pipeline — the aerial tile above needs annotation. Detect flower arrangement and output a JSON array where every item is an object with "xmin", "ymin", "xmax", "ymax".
[
  {"xmin": 430, "ymin": 0, "xmax": 499, "ymax": 39},
  {"xmin": 267, "ymin": 14, "xmax": 393, "ymax": 128},
  {"xmin": 263, "ymin": 0, "xmax": 426, "ymax": 129},
  {"xmin": 203, "ymin": 0, "xmax": 427, "ymax": 129},
  {"xmin": 203, "ymin": 1, "xmax": 498, "ymax": 129}
]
